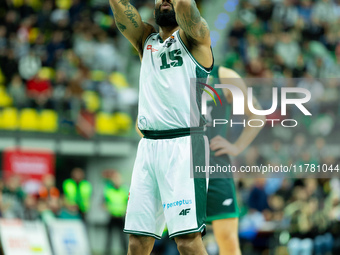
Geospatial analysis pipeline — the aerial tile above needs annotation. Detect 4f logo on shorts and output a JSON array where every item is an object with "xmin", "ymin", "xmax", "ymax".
[{"xmin": 179, "ymin": 208, "xmax": 191, "ymax": 216}]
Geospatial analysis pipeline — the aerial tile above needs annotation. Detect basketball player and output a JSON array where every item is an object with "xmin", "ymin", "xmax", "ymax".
[
  {"xmin": 108, "ymin": 0, "xmax": 213, "ymax": 254},
  {"xmin": 206, "ymin": 65, "xmax": 265, "ymax": 255}
]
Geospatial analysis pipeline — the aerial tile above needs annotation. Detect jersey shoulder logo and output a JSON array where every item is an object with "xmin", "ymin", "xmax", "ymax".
[
  {"xmin": 147, "ymin": 45, "xmax": 158, "ymax": 52},
  {"xmin": 164, "ymin": 35, "xmax": 176, "ymax": 48},
  {"xmin": 179, "ymin": 208, "xmax": 191, "ymax": 216}
]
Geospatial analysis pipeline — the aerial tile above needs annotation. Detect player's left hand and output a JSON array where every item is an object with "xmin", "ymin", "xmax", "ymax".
[{"xmin": 210, "ymin": 135, "xmax": 241, "ymax": 157}]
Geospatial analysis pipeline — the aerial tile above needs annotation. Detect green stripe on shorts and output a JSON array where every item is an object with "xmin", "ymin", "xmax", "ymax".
[{"xmin": 191, "ymin": 134, "xmax": 207, "ymax": 231}]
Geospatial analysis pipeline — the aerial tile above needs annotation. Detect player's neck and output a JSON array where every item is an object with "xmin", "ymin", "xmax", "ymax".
[{"xmin": 159, "ymin": 26, "xmax": 179, "ymax": 41}]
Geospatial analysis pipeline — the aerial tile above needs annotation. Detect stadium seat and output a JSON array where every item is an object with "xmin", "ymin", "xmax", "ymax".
[
  {"xmin": 0, "ymin": 85, "xmax": 13, "ymax": 107},
  {"xmin": 19, "ymin": 108, "xmax": 39, "ymax": 131},
  {"xmin": 38, "ymin": 67, "xmax": 55, "ymax": 80},
  {"xmin": 11, "ymin": 0, "xmax": 23, "ymax": 8},
  {"xmin": 83, "ymin": 91, "xmax": 100, "ymax": 113},
  {"xmin": 113, "ymin": 112, "xmax": 132, "ymax": 132},
  {"xmin": 0, "ymin": 108, "xmax": 19, "ymax": 130},
  {"xmin": 56, "ymin": 0, "xmax": 72, "ymax": 9},
  {"xmin": 109, "ymin": 72, "xmax": 129, "ymax": 88},
  {"xmin": 29, "ymin": 28, "xmax": 40, "ymax": 44},
  {"xmin": 96, "ymin": 112, "xmax": 118, "ymax": 135},
  {"xmin": 29, "ymin": 0, "xmax": 42, "ymax": 10},
  {"xmin": 91, "ymin": 70, "xmax": 106, "ymax": 82},
  {"xmin": 39, "ymin": 110, "xmax": 58, "ymax": 132}
]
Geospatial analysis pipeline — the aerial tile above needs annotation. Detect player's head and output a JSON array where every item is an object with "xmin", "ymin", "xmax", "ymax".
[{"xmin": 154, "ymin": 0, "xmax": 178, "ymax": 27}]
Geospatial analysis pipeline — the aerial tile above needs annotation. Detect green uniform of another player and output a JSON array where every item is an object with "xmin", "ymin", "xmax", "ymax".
[{"xmin": 206, "ymin": 66, "xmax": 239, "ymax": 223}]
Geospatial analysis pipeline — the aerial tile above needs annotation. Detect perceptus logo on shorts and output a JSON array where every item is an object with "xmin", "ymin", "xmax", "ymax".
[
  {"xmin": 201, "ymin": 82, "xmax": 312, "ymax": 128},
  {"xmin": 163, "ymin": 199, "xmax": 192, "ymax": 210}
]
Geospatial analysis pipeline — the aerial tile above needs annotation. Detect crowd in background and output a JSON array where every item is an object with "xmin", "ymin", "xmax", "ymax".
[
  {"xmin": 0, "ymin": 168, "xmax": 90, "ymax": 221},
  {"xmin": 0, "ymin": 167, "xmax": 128, "ymax": 254},
  {"xmin": 225, "ymin": 0, "xmax": 340, "ymax": 79},
  {"xmin": 0, "ymin": 0, "xmax": 138, "ymax": 126},
  {"xmin": 0, "ymin": 0, "xmax": 340, "ymax": 254},
  {"xmin": 232, "ymin": 135, "xmax": 340, "ymax": 254}
]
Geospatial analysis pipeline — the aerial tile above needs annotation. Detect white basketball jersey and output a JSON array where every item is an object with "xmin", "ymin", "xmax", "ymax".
[{"xmin": 138, "ymin": 30, "xmax": 211, "ymax": 131}]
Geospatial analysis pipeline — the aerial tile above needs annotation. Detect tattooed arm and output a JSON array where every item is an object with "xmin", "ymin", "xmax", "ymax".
[
  {"xmin": 172, "ymin": 0, "xmax": 212, "ymax": 68},
  {"xmin": 109, "ymin": 0, "xmax": 156, "ymax": 55}
]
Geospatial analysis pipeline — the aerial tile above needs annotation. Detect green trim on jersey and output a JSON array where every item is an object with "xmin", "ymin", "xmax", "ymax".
[
  {"xmin": 156, "ymin": 34, "xmax": 164, "ymax": 43},
  {"xmin": 143, "ymin": 32, "xmax": 158, "ymax": 51},
  {"xmin": 210, "ymin": 65, "xmax": 219, "ymax": 79},
  {"xmin": 196, "ymin": 65, "xmax": 209, "ymax": 127},
  {"xmin": 206, "ymin": 65, "xmax": 232, "ymax": 142},
  {"xmin": 176, "ymin": 30, "xmax": 212, "ymax": 73},
  {"xmin": 169, "ymin": 224, "xmax": 206, "ymax": 239},
  {"xmin": 123, "ymin": 229, "xmax": 162, "ymax": 240}
]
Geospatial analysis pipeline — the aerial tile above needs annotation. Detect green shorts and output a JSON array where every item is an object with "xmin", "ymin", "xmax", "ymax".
[{"xmin": 206, "ymin": 155, "xmax": 239, "ymax": 224}]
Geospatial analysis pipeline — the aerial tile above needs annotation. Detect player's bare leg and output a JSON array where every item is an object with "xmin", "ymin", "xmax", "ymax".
[
  {"xmin": 174, "ymin": 232, "xmax": 208, "ymax": 255},
  {"xmin": 127, "ymin": 235, "xmax": 155, "ymax": 255},
  {"xmin": 212, "ymin": 218, "xmax": 241, "ymax": 255}
]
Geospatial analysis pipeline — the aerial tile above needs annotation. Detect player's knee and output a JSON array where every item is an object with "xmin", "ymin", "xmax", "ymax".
[
  {"xmin": 217, "ymin": 232, "xmax": 240, "ymax": 252},
  {"xmin": 128, "ymin": 235, "xmax": 152, "ymax": 254},
  {"xmin": 175, "ymin": 232, "xmax": 201, "ymax": 252}
]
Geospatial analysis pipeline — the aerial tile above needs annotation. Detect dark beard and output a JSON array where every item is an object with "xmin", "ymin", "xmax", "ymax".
[{"xmin": 155, "ymin": 7, "xmax": 178, "ymax": 27}]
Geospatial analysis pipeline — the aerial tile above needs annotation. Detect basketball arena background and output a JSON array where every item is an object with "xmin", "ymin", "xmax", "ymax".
[{"xmin": 0, "ymin": 0, "xmax": 339, "ymax": 254}]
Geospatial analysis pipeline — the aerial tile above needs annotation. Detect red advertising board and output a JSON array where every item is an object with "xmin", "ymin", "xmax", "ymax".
[{"xmin": 2, "ymin": 148, "xmax": 55, "ymax": 193}]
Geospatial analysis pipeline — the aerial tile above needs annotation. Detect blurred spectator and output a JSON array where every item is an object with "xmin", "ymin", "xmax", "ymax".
[
  {"xmin": 22, "ymin": 195, "xmax": 39, "ymax": 221},
  {"xmin": 37, "ymin": 199, "xmax": 57, "ymax": 224},
  {"xmin": 312, "ymin": 0, "xmax": 336, "ymax": 25},
  {"xmin": 52, "ymin": 70, "xmax": 70, "ymax": 112},
  {"xmin": 56, "ymin": 49, "xmax": 80, "ymax": 78},
  {"xmin": 246, "ymin": 58, "xmax": 265, "ymax": 77},
  {"xmin": 19, "ymin": 0, "xmax": 35, "ymax": 19},
  {"xmin": 93, "ymin": 31, "xmax": 120, "ymax": 72},
  {"xmin": 272, "ymin": 0, "xmax": 299, "ymax": 29},
  {"xmin": 67, "ymin": 70, "xmax": 85, "ymax": 121},
  {"xmin": 36, "ymin": 0, "xmax": 54, "ymax": 31},
  {"xmin": 46, "ymin": 30, "xmax": 66, "ymax": 67},
  {"xmin": 98, "ymin": 77, "xmax": 118, "ymax": 113},
  {"xmin": 69, "ymin": 0, "xmax": 85, "ymax": 24},
  {"xmin": 103, "ymin": 171, "xmax": 128, "ymax": 255},
  {"xmin": 62, "ymin": 167, "xmax": 92, "ymax": 221},
  {"xmin": 292, "ymin": 55, "xmax": 307, "ymax": 78},
  {"xmin": 18, "ymin": 51, "xmax": 41, "ymax": 80},
  {"xmin": 266, "ymin": 139, "xmax": 289, "ymax": 165},
  {"xmin": 7, "ymin": 74, "xmax": 27, "ymax": 108},
  {"xmin": 1, "ymin": 175, "xmax": 25, "ymax": 219},
  {"xmin": 58, "ymin": 197, "xmax": 82, "ymax": 220},
  {"xmin": 0, "ymin": 49, "xmax": 18, "ymax": 84},
  {"xmin": 26, "ymin": 74, "xmax": 53, "ymax": 109},
  {"xmin": 0, "ymin": 26, "xmax": 7, "ymax": 51},
  {"xmin": 73, "ymin": 30, "xmax": 96, "ymax": 68},
  {"xmin": 275, "ymin": 32, "xmax": 301, "ymax": 68},
  {"xmin": 248, "ymin": 178, "xmax": 269, "ymax": 212},
  {"xmin": 297, "ymin": 72, "xmax": 324, "ymax": 115},
  {"xmin": 255, "ymin": 0, "xmax": 274, "ymax": 25},
  {"xmin": 298, "ymin": 0, "xmax": 313, "ymax": 24},
  {"xmin": 38, "ymin": 174, "xmax": 60, "ymax": 201},
  {"xmin": 4, "ymin": 10, "xmax": 19, "ymax": 36}
]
